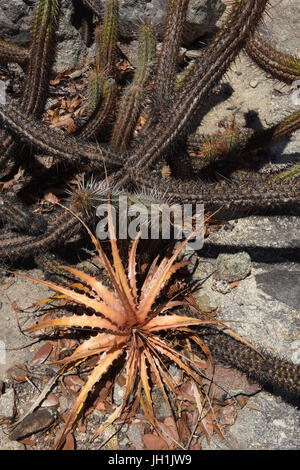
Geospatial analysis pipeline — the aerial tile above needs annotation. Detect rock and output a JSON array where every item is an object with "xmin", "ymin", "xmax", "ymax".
[
  {"xmin": 0, "ymin": 388, "xmax": 15, "ymax": 420},
  {"xmin": 117, "ymin": 0, "xmax": 225, "ymax": 44},
  {"xmin": 201, "ymin": 392, "xmax": 300, "ymax": 450},
  {"xmin": 113, "ymin": 382, "xmax": 126, "ymax": 406},
  {"xmin": 54, "ymin": 0, "xmax": 89, "ymax": 73},
  {"xmin": 202, "ymin": 365, "xmax": 261, "ymax": 401},
  {"xmin": 256, "ymin": 270, "xmax": 300, "ymax": 310},
  {"xmin": 0, "ymin": 428, "xmax": 25, "ymax": 450},
  {"xmin": 0, "ymin": 1, "xmax": 33, "ymax": 46},
  {"xmin": 9, "ymin": 407, "xmax": 58, "ymax": 441},
  {"xmin": 290, "ymin": 340, "xmax": 300, "ymax": 365},
  {"xmin": 196, "ymin": 291, "xmax": 219, "ymax": 313},
  {"xmin": 127, "ymin": 421, "xmax": 145, "ymax": 450},
  {"xmin": 215, "ymin": 252, "xmax": 252, "ymax": 283},
  {"xmin": 0, "ymin": 0, "xmax": 88, "ymax": 73},
  {"xmin": 211, "ymin": 279, "xmax": 232, "ymax": 294}
]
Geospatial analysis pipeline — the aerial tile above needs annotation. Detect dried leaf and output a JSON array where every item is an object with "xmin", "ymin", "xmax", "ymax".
[
  {"xmin": 142, "ymin": 434, "xmax": 169, "ymax": 450},
  {"xmin": 62, "ymin": 432, "xmax": 75, "ymax": 450},
  {"xmin": 31, "ymin": 342, "xmax": 53, "ymax": 365}
]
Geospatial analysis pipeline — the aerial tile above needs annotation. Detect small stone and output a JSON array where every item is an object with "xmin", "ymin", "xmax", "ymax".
[
  {"xmin": 215, "ymin": 252, "xmax": 251, "ymax": 283},
  {"xmin": 0, "ymin": 388, "xmax": 15, "ymax": 420},
  {"xmin": 273, "ymin": 83, "xmax": 290, "ymax": 94},
  {"xmin": 127, "ymin": 421, "xmax": 145, "ymax": 450},
  {"xmin": 249, "ymin": 80, "xmax": 259, "ymax": 88},
  {"xmin": 113, "ymin": 382, "xmax": 126, "ymax": 406},
  {"xmin": 196, "ymin": 292, "xmax": 219, "ymax": 313},
  {"xmin": 0, "ymin": 429, "xmax": 25, "ymax": 450}
]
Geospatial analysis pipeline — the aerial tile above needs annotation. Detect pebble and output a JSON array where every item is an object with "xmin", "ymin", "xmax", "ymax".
[
  {"xmin": 215, "ymin": 252, "xmax": 252, "ymax": 283},
  {"xmin": 249, "ymin": 80, "xmax": 259, "ymax": 88},
  {"xmin": 196, "ymin": 292, "xmax": 219, "ymax": 313},
  {"xmin": 0, "ymin": 388, "xmax": 15, "ymax": 419},
  {"xmin": 113, "ymin": 382, "xmax": 125, "ymax": 406}
]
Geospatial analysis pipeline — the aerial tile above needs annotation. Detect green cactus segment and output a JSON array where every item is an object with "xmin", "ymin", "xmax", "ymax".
[
  {"xmin": 78, "ymin": 78, "xmax": 117, "ymax": 141},
  {"xmin": 96, "ymin": 0, "xmax": 119, "ymax": 76},
  {"xmin": 0, "ymin": 39, "xmax": 29, "ymax": 67},
  {"xmin": 80, "ymin": 1, "xmax": 119, "ymax": 140},
  {"xmin": 246, "ymin": 35, "xmax": 300, "ymax": 84},
  {"xmin": 24, "ymin": 0, "xmax": 61, "ymax": 117},
  {"xmin": 110, "ymin": 84, "xmax": 144, "ymax": 150},
  {"xmin": 88, "ymin": 70, "xmax": 104, "ymax": 116},
  {"xmin": 273, "ymin": 165, "xmax": 300, "ymax": 182},
  {"xmin": 110, "ymin": 23, "xmax": 156, "ymax": 150},
  {"xmin": 153, "ymin": 0, "xmax": 189, "ymax": 103},
  {"xmin": 134, "ymin": 24, "xmax": 157, "ymax": 86}
]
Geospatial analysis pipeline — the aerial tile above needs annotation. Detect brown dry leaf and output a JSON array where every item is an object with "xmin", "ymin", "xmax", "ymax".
[
  {"xmin": 19, "ymin": 438, "xmax": 37, "ymax": 446},
  {"xmin": 53, "ymin": 115, "xmax": 74, "ymax": 128},
  {"xmin": 11, "ymin": 301, "xmax": 23, "ymax": 313},
  {"xmin": 191, "ymin": 443, "xmax": 201, "ymax": 450},
  {"xmin": 142, "ymin": 433, "xmax": 169, "ymax": 450},
  {"xmin": 66, "ymin": 119, "xmax": 77, "ymax": 135},
  {"xmin": 31, "ymin": 342, "xmax": 53, "ymax": 365},
  {"xmin": 230, "ymin": 281, "xmax": 239, "ymax": 289},
  {"xmin": 63, "ymin": 375, "xmax": 85, "ymax": 396},
  {"xmin": 162, "ymin": 417, "xmax": 180, "ymax": 444},
  {"xmin": 7, "ymin": 364, "xmax": 28, "ymax": 383},
  {"xmin": 177, "ymin": 382, "xmax": 196, "ymax": 402},
  {"xmin": 177, "ymin": 412, "xmax": 191, "ymax": 445},
  {"xmin": 41, "ymin": 393, "xmax": 59, "ymax": 408},
  {"xmin": 50, "ymin": 74, "xmax": 65, "ymax": 85},
  {"xmin": 77, "ymin": 417, "xmax": 87, "ymax": 433},
  {"xmin": 44, "ymin": 192, "xmax": 59, "ymax": 204},
  {"xmin": 62, "ymin": 432, "xmax": 75, "ymax": 450},
  {"xmin": 202, "ymin": 364, "xmax": 261, "ymax": 400},
  {"xmin": 198, "ymin": 412, "xmax": 214, "ymax": 444}
]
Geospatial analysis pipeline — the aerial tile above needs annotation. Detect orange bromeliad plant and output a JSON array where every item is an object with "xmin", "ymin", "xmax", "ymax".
[{"xmin": 22, "ymin": 195, "xmax": 217, "ymax": 449}]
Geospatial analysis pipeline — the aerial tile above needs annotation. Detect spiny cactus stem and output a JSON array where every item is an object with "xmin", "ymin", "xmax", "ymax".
[
  {"xmin": 245, "ymin": 34, "xmax": 300, "ymax": 84},
  {"xmin": 115, "ymin": 0, "xmax": 270, "ymax": 189},
  {"xmin": 110, "ymin": 23, "xmax": 156, "ymax": 150}
]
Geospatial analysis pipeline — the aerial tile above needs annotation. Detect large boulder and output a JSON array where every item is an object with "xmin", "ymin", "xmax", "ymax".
[
  {"xmin": 0, "ymin": 0, "xmax": 225, "ymax": 71},
  {"xmin": 117, "ymin": 0, "xmax": 225, "ymax": 44}
]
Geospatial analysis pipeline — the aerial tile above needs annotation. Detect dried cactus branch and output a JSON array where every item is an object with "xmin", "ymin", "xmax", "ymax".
[{"xmin": 245, "ymin": 34, "xmax": 300, "ymax": 84}]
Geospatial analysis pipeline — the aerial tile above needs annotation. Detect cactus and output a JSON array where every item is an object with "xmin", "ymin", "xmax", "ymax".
[
  {"xmin": 0, "ymin": 0, "xmax": 61, "ymax": 177},
  {"xmin": 110, "ymin": 23, "xmax": 156, "ymax": 150},
  {"xmin": 81, "ymin": 1, "xmax": 119, "ymax": 139},
  {"xmin": 152, "ymin": 0, "xmax": 189, "ymax": 105},
  {"xmin": 246, "ymin": 34, "xmax": 300, "ymax": 84},
  {"xmin": 96, "ymin": 0, "xmax": 119, "ymax": 76},
  {"xmin": 0, "ymin": 39, "xmax": 29, "ymax": 68}
]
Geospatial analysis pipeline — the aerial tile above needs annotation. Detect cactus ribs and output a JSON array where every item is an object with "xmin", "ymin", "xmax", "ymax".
[{"xmin": 0, "ymin": 1, "xmax": 299, "ymax": 399}]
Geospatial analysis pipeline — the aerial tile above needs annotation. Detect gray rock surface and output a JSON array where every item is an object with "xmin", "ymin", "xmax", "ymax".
[
  {"xmin": 201, "ymin": 393, "xmax": 300, "ymax": 450},
  {"xmin": 0, "ymin": 0, "xmax": 224, "ymax": 73},
  {"xmin": 117, "ymin": 0, "xmax": 225, "ymax": 43},
  {"xmin": 0, "ymin": 0, "xmax": 32, "ymax": 46},
  {"xmin": 0, "ymin": 388, "xmax": 15, "ymax": 420},
  {"xmin": 0, "ymin": 0, "xmax": 88, "ymax": 73}
]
